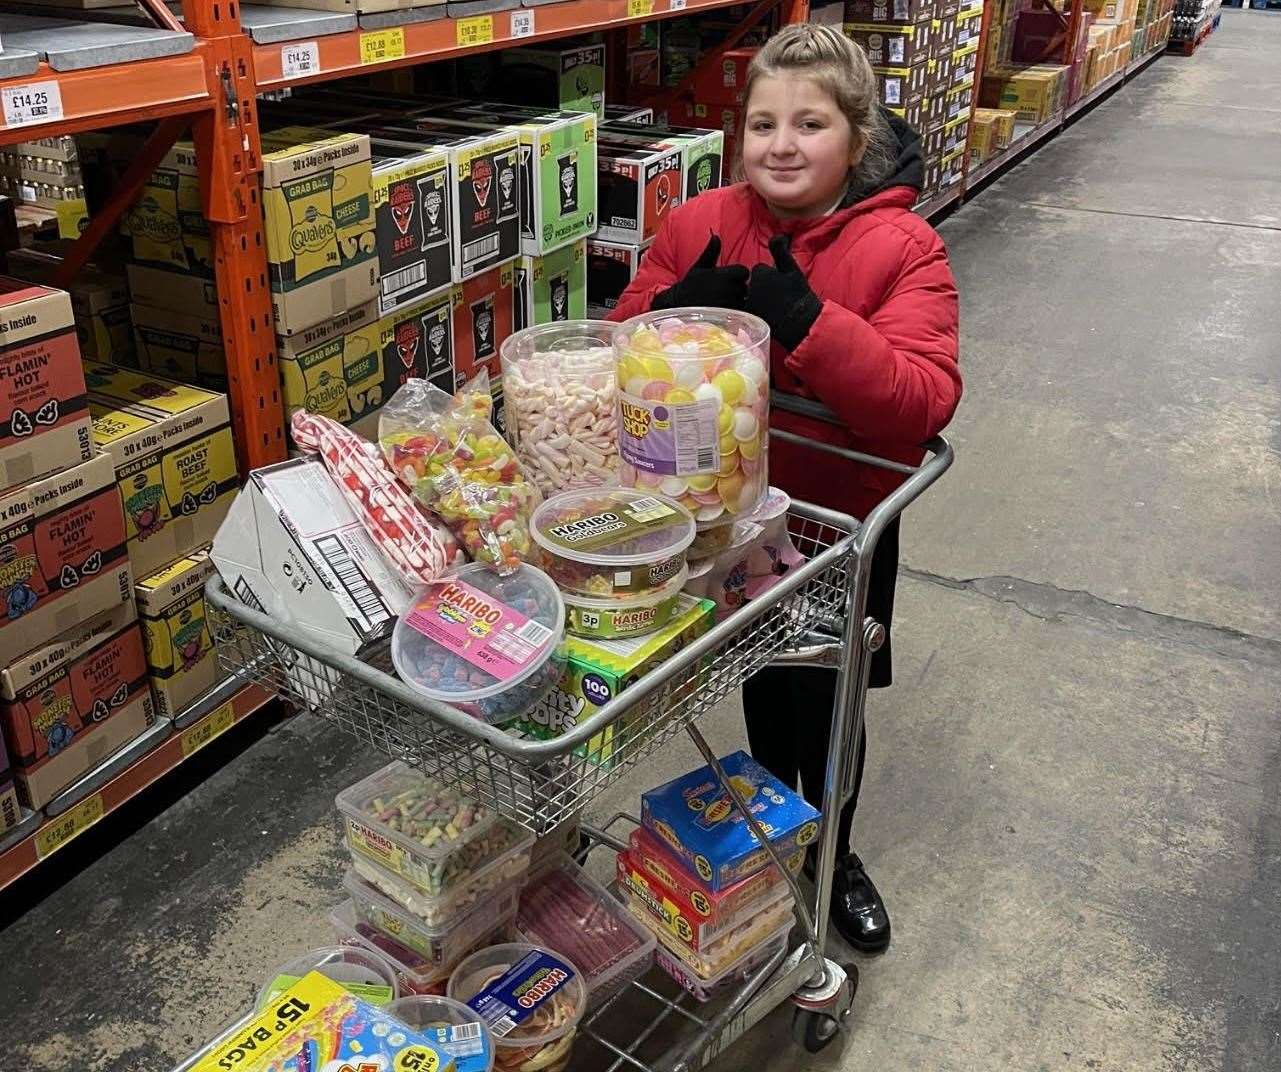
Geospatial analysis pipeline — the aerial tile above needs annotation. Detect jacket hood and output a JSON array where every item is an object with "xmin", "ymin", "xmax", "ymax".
[{"xmin": 844, "ymin": 108, "xmax": 924, "ymax": 205}]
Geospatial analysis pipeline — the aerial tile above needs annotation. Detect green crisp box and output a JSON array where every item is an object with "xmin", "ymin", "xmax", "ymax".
[
  {"xmin": 513, "ymin": 240, "xmax": 587, "ymax": 332},
  {"xmin": 511, "ymin": 593, "xmax": 714, "ymax": 766}
]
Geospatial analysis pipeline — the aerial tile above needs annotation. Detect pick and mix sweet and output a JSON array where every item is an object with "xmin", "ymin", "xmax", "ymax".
[
  {"xmin": 504, "ymin": 347, "xmax": 618, "ymax": 494},
  {"xmin": 379, "ymin": 377, "xmax": 541, "ymax": 570},
  {"xmin": 615, "ymin": 317, "xmax": 769, "ymax": 526}
]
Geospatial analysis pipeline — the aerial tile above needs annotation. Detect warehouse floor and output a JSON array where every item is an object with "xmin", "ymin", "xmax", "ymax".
[{"xmin": 4, "ymin": 10, "xmax": 1280, "ymax": 1071}]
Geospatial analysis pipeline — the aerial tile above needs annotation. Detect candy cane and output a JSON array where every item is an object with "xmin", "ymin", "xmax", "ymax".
[{"xmin": 291, "ymin": 410, "xmax": 460, "ymax": 586}]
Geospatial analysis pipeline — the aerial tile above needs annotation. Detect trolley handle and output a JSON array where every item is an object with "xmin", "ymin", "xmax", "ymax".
[{"xmin": 770, "ymin": 390, "xmax": 954, "ymax": 554}]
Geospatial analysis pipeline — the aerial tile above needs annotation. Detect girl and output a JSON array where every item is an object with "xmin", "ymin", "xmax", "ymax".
[{"xmin": 609, "ymin": 24, "xmax": 962, "ymax": 953}]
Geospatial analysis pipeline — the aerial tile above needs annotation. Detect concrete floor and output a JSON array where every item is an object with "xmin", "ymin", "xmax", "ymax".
[{"xmin": 4, "ymin": 10, "xmax": 1280, "ymax": 1070}]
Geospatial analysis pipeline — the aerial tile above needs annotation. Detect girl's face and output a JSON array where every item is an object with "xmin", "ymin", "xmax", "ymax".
[{"xmin": 742, "ymin": 72, "xmax": 864, "ymax": 220}]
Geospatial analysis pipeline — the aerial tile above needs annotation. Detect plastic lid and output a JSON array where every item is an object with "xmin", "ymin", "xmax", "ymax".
[
  {"xmin": 531, "ymin": 488, "xmax": 695, "ymax": 567},
  {"xmin": 614, "ymin": 306, "xmax": 770, "ymax": 367},
  {"xmin": 560, "ymin": 563, "xmax": 688, "ymax": 613},
  {"xmin": 330, "ymin": 900, "xmax": 436, "ymax": 978},
  {"xmin": 257, "ymin": 944, "xmax": 399, "ymax": 1009},
  {"xmin": 501, "ymin": 321, "xmax": 616, "ymax": 376},
  {"xmin": 447, "ymin": 943, "xmax": 587, "ymax": 1050},
  {"xmin": 386, "ymin": 996, "xmax": 496, "ymax": 1072},
  {"xmin": 392, "ymin": 562, "xmax": 565, "ymax": 705}
]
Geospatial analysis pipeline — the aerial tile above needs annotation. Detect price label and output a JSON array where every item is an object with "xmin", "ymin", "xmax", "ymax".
[
  {"xmin": 510, "ymin": 9, "xmax": 535, "ymax": 37},
  {"xmin": 456, "ymin": 15, "xmax": 494, "ymax": 46},
  {"xmin": 180, "ymin": 702, "xmax": 236, "ymax": 759},
  {"xmin": 360, "ymin": 27, "xmax": 406, "ymax": 64},
  {"xmin": 627, "ymin": 0, "xmax": 655, "ymax": 15},
  {"xmin": 2, "ymin": 81, "xmax": 64, "ymax": 129},
  {"xmin": 281, "ymin": 40, "xmax": 321, "ymax": 79},
  {"xmin": 35, "ymin": 793, "xmax": 104, "ymax": 860},
  {"xmin": 670, "ymin": 0, "xmax": 687, "ymax": 9}
]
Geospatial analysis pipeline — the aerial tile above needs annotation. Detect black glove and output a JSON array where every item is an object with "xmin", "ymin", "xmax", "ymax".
[
  {"xmin": 652, "ymin": 235, "xmax": 749, "ymax": 311},
  {"xmin": 746, "ymin": 235, "xmax": 824, "ymax": 351}
]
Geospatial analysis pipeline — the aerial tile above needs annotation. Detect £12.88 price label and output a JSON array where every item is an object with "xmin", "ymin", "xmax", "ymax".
[{"xmin": 2, "ymin": 82, "xmax": 64, "ymax": 128}]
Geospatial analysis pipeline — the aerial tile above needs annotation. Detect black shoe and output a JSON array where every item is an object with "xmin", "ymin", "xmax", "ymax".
[{"xmin": 830, "ymin": 853, "xmax": 891, "ymax": 954}]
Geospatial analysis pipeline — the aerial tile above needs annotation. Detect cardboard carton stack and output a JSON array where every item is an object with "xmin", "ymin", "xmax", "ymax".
[
  {"xmin": 0, "ymin": 136, "xmax": 88, "ymax": 240},
  {"xmin": 0, "ymin": 278, "xmax": 158, "ymax": 812}
]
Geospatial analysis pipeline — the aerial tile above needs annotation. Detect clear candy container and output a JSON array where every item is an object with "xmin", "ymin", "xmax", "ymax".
[
  {"xmin": 561, "ymin": 565, "xmax": 688, "ymax": 640},
  {"xmin": 386, "ymin": 995, "xmax": 497, "ymax": 1072},
  {"xmin": 613, "ymin": 307, "xmax": 770, "ymax": 532},
  {"xmin": 655, "ymin": 923, "xmax": 791, "ymax": 1003},
  {"xmin": 391, "ymin": 563, "xmax": 567, "ymax": 724},
  {"xmin": 530, "ymin": 487, "xmax": 694, "ymax": 599},
  {"xmin": 449, "ymin": 943, "xmax": 587, "ymax": 1072},
  {"xmin": 501, "ymin": 321, "xmax": 618, "ymax": 494},
  {"xmin": 256, "ymin": 945, "xmax": 399, "ymax": 1009}
]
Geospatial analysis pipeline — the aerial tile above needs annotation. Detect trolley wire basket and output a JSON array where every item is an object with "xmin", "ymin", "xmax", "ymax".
[{"xmin": 206, "ymin": 503, "xmax": 859, "ymax": 836}]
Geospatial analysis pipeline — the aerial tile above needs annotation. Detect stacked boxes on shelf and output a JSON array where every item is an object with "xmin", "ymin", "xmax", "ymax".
[
  {"xmin": 0, "ymin": 727, "xmax": 19, "ymax": 833},
  {"xmin": 979, "ymin": 63, "xmax": 1070, "ymax": 125},
  {"xmin": 0, "ymin": 279, "xmax": 154, "ymax": 811},
  {"xmin": 0, "ymin": 136, "xmax": 88, "ymax": 238}
]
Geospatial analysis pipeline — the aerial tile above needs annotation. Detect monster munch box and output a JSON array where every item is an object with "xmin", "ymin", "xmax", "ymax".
[
  {"xmin": 0, "ymin": 600, "xmax": 154, "ymax": 808},
  {"xmin": 513, "ymin": 239, "xmax": 586, "ymax": 332},
  {"xmin": 0, "ymin": 278, "xmax": 94, "ymax": 492},
  {"xmin": 0, "ymin": 451, "xmax": 131, "ymax": 665},
  {"xmin": 598, "ymin": 121, "xmax": 725, "ymax": 204},
  {"xmin": 596, "ymin": 142, "xmax": 683, "ymax": 244},
  {"xmin": 370, "ymin": 138, "xmax": 453, "ymax": 316},
  {"xmin": 499, "ymin": 41, "xmax": 606, "ymax": 118},
  {"xmin": 136, "ymin": 547, "xmax": 222, "ymax": 720},
  {"xmin": 585, "ymin": 237, "xmax": 649, "ymax": 318},
  {"xmin": 443, "ymin": 103, "xmax": 598, "ymax": 257},
  {"xmin": 641, "ymin": 749, "xmax": 822, "ymax": 891},
  {"xmin": 450, "ymin": 261, "xmax": 513, "ymax": 429},
  {"xmin": 260, "ymin": 128, "xmax": 378, "ymax": 337},
  {"xmin": 83, "ymin": 362, "xmax": 238, "ymax": 581}
]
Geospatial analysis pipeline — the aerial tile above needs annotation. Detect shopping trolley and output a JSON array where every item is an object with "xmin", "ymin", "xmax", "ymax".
[{"xmin": 205, "ymin": 392, "xmax": 952, "ymax": 1069}]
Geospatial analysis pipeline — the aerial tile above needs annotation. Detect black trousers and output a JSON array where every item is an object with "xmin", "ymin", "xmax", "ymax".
[{"xmin": 743, "ymin": 516, "xmax": 900, "ymax": 857}]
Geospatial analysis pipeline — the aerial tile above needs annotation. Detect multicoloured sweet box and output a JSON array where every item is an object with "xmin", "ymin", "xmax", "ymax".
[
  {"xmin": 186, "ymin": 972, "xmax": 454, "ymax": 1072},
  {"xmin": 640, "ymin": 750, "xmax": 822, "ymax": 892}
]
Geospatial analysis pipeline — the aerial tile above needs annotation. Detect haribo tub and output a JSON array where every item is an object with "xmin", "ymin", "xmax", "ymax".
[{"xmin": 612, "ymin": 308, "xmax": 769, "ymax": 532}]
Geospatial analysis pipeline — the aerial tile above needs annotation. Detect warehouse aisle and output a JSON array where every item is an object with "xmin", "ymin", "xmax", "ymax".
[{"xmin": 2, "ymin": 12, "xmax": 1280, "ymax": 1072}]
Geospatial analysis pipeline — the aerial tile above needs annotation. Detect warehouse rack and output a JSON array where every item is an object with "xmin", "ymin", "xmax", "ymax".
[{"xmin": 0, "ymin": 0, "xmax": 1169, "ymax": 893}]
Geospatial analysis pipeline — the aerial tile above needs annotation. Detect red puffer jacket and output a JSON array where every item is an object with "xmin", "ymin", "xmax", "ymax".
[{"xmin": 608, "ymin": 159, "xmax": 961, "ymax": 523}]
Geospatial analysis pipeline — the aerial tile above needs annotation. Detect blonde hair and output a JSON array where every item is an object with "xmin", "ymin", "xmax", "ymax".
[{"xmin": 735, "ymin": 24, "xmax": 896, "ymax": 192}]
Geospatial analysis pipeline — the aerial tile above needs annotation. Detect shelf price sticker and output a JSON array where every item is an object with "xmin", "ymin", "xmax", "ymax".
[
  {"xmin": 35, "ymin": 793, "xmax": 104, "ymax": 861},
  {"xmin": 281, "ymin": 40, "xmax": 321, "ymax": 80},
  {"xmin": 456, "ymin": 15, "xmax": 494, "ymax": 46},
  {"xmin": 628, "ymin": 0, "xmax": 655, "ymax": 15},
  {"xmin": 180, "ymin": 701, "xmax": 237, "ymax": 759},
  {"xmin": 511, "ymin": 9, "xmax": 535, "ymax": 38},
  {"xmin": 670, "ymin": 0, "xmax": 687, "ymax": 8},
  {"xmin": 2, "ymin": 81, "xmax": 64, "ymax": 129},
  {"xmin": 360, "ymin": 27, "xmax": 406, "ymax": 64}
]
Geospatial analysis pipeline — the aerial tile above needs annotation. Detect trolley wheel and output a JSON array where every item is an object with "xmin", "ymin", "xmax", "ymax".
[{"xmin": 791, "ymin": 963, "xmax": 858, "ymax": 1052}]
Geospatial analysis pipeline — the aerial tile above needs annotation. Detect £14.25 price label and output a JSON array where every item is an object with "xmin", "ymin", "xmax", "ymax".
[
  {"xmin": 281, "ymin": 40, "xmax": 321, "ymax": 80},
  {"xmin": 2, "ymin": 82, "xmax": 64, "ymax": 129}
]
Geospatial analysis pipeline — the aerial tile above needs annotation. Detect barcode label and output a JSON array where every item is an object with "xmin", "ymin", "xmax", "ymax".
[
  {"xmin": 491, "ymin": 1015, "xmax": 519, "ymax": 1038},
  {"xmin": 674, "ymin": 400, "xmax": 719, "ymax": 476},
  {"xmin": 313, "ymin": 534, "xmax": 389, "ymax": 633},
  {"xmin": 515, "ymin": 619, "xmax": 553, "ymax": 646},
  {"xmin": 450, "ymin": 1023, "xmax": 482, "ymax": 1041},
  {"xmin": 382, "ymin": 261, "xmax": 427, "ymax": 297},
  {"xmin": 441, "ymin": 1021, "xmax": 485, "ymax": 1056},
  {"xmin": 463, "ymin": 232, "xmax": 501, "ymax": 266},
  {"xmin": 626, "ymin": 495, "xmax": 678, "ymax": 524}
]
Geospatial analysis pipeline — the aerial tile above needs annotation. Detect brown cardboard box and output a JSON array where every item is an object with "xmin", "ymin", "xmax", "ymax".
[
  {"xmin": 0, "ymin": 451, "xmax": 131, "ymax": 664},
  {"xmin": 975, "ymin": 107, "xmax": 1018, "ymax": 149},
  {"xmin": 932, "ymin": 12, "xmax": 958, "ymax": 58},
  {"xmin": 980, "ymin": 67, "xmax": 1062, "ymax": 123},
  {"xmin": 5, "ymin": 250, "xmax": 133, "ymax": 365},
  {"xmin": 0, "ymin": 278, "xmax": 94, "ymax": 491},
  {"xmin": 844, "ymin": 0, "xmax": 936, "ymax": 24},
  {"xmin": 968, "ymin": 111, "xmax": 996, "ymax": 164},
  {"xmin": 0, "ymin": 601, "xmax": 154, "ymax": 809},
  {"xmin": 846, "ymin": 21, "xmax": 935, "ymax": 65},
  {"xmin": 130, "ymin": 302, "xmax": 227, "ymax": 391},
  {"xmin": 873, "ymin": 62, "xmax": 929, "ymax": 107},
  {"xmin": 125, "ymin": 262, "xmax": 218, "ymax": 316},
  {"xmin": 136, "ymin": 548, "xmax": 223, "ymax": 720},
  {"xmin": 84, "ymin": 363, "xmax": 237, "ymax": 580}
]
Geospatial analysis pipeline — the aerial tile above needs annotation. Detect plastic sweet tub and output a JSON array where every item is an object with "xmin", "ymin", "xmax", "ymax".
[
  {"xmin": 655, "ymin": 923, "xmax": 792, "ymax": 1003},
  {"xmin": 530, "ymin": 486, "xmax": 694, "ymax": 600},
  {"xmin": 612, "ymin": 307, "xmax": 769, "ymax": 527},
  {"xmin": 344, "ymin": 867, "xmax": 519, "ymax": 975},
  {"xmin": 448, "ymin": 943, "xmax": 588, "ymax": 1072},
  {"xmin": 561, "ymin": 565, "xmax": 689, "ymax": 641},
  {"xmin": 386, "ymin": 995, "xmax": 497, "ymax": 1072},
  {"xmin": 348, "ymin": 827, "xmax": 533, "ymax": 929},
  {"xmin": 513, "ymin": 854, "xmax": 656, "ymax": 1008},
  {"xmin": 256, "ymin": 944, "xmax": 399, "ymax": 1009},
  {"xmin": 392, "ymin": 562, "xmax": 567, "ymax": 724}
]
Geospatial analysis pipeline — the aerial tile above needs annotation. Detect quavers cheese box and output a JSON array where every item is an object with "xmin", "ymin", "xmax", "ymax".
[
  {"xmin": 444, "ymin": 103, "xmax": 599, "ymax": 257},
  {"xmin": 640, "ymin": 750, "xmax": 822, "ymax": 891},
  {"xmin": 618, "ymin": 823, "xmax": 801, "ymax": 950},
  {"xmin": 369, "ymin": 138, "xmax": 453, "ymax": 316},
  {"xmin": 126, "ymin": 141, "xmax": 213, "ymax": 277},
  {"xmin": 512, "ymin": 593, "xmax": 714, "ymax": 766},
  {"xmin": 0, "ymin": 601, "xmax": 155, "ymax": 809},
  {"xmin": 83, "ymin": 362, "xmax": 238, "ymax": 580},
  {"xmin": 277, "ymin": 312, "xmax": 383, "ymax": 429},
  {"xmin": 260, "ymin": 128, "xmax": 378, "ymax": 337},
  {"xmin": 0, "ymin": 451, "xmax": 131, "ymax": 664},
  {"xmin": 136, "ymin": 548, "xmax": 223, "ymax": 720},
  {"xmin": 513, "ymin": 240, "xmax": 587, "ymax": 333},
  {"xmin": 130, "ymin": 302, "xmax": 227, "ymax": 391},
  {"xmin": 0, "ymin": 278, "xmax": 94, "ymax": 491},
  {"xmin": 185, "ymin": 973, "xmax": 452, "ymax": 1072}
]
